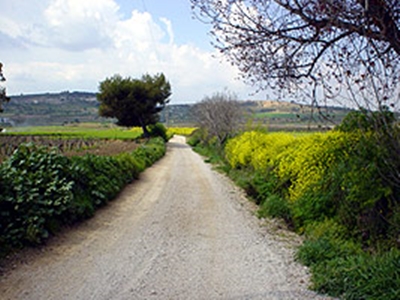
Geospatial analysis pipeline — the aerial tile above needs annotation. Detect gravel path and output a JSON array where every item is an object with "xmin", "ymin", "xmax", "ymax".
[{"xmin": 0, "ymin": 135, "xmax": 332, "ymax": 299}]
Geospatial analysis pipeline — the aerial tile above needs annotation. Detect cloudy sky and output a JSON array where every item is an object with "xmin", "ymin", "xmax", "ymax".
[{"xmin": 0, "ymin": 0, "xmax": 263, "ymax": 104}]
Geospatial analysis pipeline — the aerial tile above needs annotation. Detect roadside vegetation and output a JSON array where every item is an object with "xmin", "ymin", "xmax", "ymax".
[
  {"xmin": 190, "ymin": 1, "xmax": 400, "ymax": 298},
  {"xmin": 0, "ymin": 123, "xmax": 169, "ymax": 259},
  {"xmin": 167, "ymin": 127, "xmax": 197, "ymax": 137},
  {"xmin": 189, "ymin": 109, "xmax": 400, "ymax": 299}
]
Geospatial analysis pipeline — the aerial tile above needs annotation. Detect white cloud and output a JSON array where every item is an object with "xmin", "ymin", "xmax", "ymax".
[
  {"xmin": 0, "ymin": 0, "xmax": 260, "ymax": 103},
  {"xmin": 43, "ymin": 0, "xmax": 119, "ymax": 50}
]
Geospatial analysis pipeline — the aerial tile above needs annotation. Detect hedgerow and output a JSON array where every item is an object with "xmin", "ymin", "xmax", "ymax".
[
  {"xmin": 223, "ymin": 127, "xmax": 400, "ymax": 299},
  {"xmin": 0, "ymin": 138, "xmax": 165, "ymax": 252}
]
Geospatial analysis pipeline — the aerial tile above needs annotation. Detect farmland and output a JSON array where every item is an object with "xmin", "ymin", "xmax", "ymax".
[
  {"xmin": 0, "ymin": 124, "xmax": 144, "ymax": 162},
  {"xmin": 0, "ymin": 91, "xmax": 352, "ymax": 130}
]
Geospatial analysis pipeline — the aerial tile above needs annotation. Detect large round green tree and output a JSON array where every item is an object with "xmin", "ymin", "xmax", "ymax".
[{"xmin": 97, "ymin": 73, "xmax": 171, "ymax": 137}]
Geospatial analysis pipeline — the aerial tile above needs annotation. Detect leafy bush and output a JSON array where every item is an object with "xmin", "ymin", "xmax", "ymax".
[
  {"xmin": 297, "ymin": 219, "xmax": 362, "ymax": 267},
  {"xmin": 225, "ymin": 131, "xmax": 296, "ymax": 171},
  {"xmin": 148, "ymin": 123, "xmax": 169, "ymax": 141},
  {"xmin": 0, "ymin": 144, "xmax": 74, "ymax": 246},
  {"xmin": 186, "ymin": 128, "xmax": 207, "ymax": 147},
  {"xmin": 0, "ymin": 138, "xmax": 166, "ymax": 251},
  {"xmin": 225, "ymin": 129, "xmax": 399, "ymax": 242},
  {"xmin": 258, "ymin": 194, "xmax": 291, "ymax": 222},
  {"xmin": 311, "ymin": 250, "xmax": 400, "ymax": 300},
  {"xmin": 222, "ymin": 127, "xmax": 400, "ymax": 298},
  {"xmin": 336, "ymin": 107, "xmax": 396, "ymax": 133}
]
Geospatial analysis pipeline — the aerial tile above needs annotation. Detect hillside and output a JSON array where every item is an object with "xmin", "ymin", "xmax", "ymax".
[
  {"xmin": 1, "ymin": 91, "xmax": 102, "ymax": 126},
  {"xmin": 0, "ymin": 91, "xmax": 350, "ymax": 128}
]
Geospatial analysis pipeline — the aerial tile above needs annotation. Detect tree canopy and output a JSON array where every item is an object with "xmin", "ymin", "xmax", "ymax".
[
  {"xmin": 97, "ymin": 73, "xmax": 171, "ymax": 136},
  {"xmin": 191, "ymin": 0, "xmax": 400, "ymax": 110}
]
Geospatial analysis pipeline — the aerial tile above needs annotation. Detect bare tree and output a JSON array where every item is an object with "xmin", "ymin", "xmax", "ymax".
[
  {"xmin": 0, "ymin": 62, "xmax": 10, "ymax": 113},
  {"xmin": 192, "ymin": 1, "xmax": 400, "ymax": 243},
  {"xmin": 193, "ymin": 91, "xmax": 243, "ymax": 146},
  {"xmin": 191, "ymin": 0, "xmax": 400, "ymax": 111}
]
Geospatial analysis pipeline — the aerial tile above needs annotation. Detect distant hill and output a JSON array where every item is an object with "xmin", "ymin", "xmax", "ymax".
[
  {"xmin": 2, "ymin": 91, "xmax": 102, "ymax": 126},
  {"xmin": 0, "ymin": 91, "xmax": 351, "ymax": 128}
]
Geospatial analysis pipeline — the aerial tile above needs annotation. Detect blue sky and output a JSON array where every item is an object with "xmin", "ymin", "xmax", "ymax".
[{"xmin": 0, "ymin": 0, "xmax": 262, "ymax": 104}]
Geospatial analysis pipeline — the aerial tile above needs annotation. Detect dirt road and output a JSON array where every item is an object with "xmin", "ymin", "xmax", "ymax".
[{"xmin": 0, "ymin": 136, "xmax": 330, "ymax": 299}]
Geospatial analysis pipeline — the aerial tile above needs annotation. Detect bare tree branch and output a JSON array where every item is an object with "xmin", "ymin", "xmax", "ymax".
[
  {"xmin": 193, "ymin": 91, "xmax": 243, "ymax": 146},
  {"xmin": 191, "ymin": 0, "xmax": 400, "ymax": 109}
]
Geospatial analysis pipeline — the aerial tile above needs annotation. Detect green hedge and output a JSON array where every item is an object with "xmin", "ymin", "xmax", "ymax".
[
  {"xmin": 194, "ymin": 117, "xmax": 400, "ymax": 299},
  {"xmin": 0, "ymin": 138, "xmax": 165, "ymax": 251}
]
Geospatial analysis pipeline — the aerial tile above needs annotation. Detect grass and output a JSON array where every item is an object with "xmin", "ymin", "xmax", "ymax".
[{"xmin": 3, "ymin": 124, "xmax": 143, "ymax": 140}]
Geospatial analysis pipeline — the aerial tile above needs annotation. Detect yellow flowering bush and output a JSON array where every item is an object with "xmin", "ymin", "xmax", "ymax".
[
  {"xmin": 225, "ymin": 131, "xmax": 262, "ymax": 168},
  {"xmin": 167, "ymin": 127, "xmax": 197, "ymax": 136},
  {"xmin": 226, "ymin": 130, "xmax": 360, "ymax": 202},
  {"xmin": 277, "ymin": 131, "xmax": 359, "ymax": 201},
  {"xmin": 225, "ymin": 131, "xmax": 295, "ymax": 170},
  {"xmin": 222, "ymin": 117, "xmax": 400, "ymax": 299}
]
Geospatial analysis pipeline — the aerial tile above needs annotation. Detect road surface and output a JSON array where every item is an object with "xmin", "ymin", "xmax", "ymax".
[{"xmin": 0, "ymin": 135, "xmax": 331, "ymax": 299}]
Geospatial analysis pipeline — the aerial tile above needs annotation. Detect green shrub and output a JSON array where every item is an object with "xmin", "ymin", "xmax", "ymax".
[
  {"xmin": 0, "ymin": 138, "xmax": 166, "ymax": 251},
  {"xmin": 187, "ymin": 128, "xmax": 208, "ymax": 147},
  {"xmin": 148, "ymin": 123, "xmax": 169, "ymax": 141},
  {"xmin": 67, "ymin": 155, "xmax": 124, "ymax": 221},
  {"xmin": 297, "ymin": 219, "xmax": 361, "ymax": 266},
  {"xmin": 290, "ymin": 186, "xmax": 339, "ymax": 231},
  {"xmin": 190, "ymin": 127, "xmax": 400, "ymax": 299},
  {"xmin": 258, "ymin": 194, "xmax": 291, "ymax": 221},
  {"xmin": 311, "ymin": 250, "xmax": 400, "ymax": 300},
  {"xmin": 336, "ymin": 107, "xmax": 396, "ymax": 133},
  {"xmin": 0, "ymin": 144, "xmax": 74, "ymax": 246}
]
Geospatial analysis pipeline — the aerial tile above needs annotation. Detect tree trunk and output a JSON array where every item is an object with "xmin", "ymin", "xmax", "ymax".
[
  {"xmin": 138, "ymin": 116, "xmax": 150, "ymax": 138},
  {"xmin": 142, "ymin": 124, "xmax": 150, "ymax": 138}
]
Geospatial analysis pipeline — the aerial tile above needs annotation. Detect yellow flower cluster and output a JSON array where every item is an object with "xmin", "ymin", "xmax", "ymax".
[
  {"xmin": 225, "ymin": 130, "xmax": 360, "ymax": 202},
  {"xmin": 225, "ymin": 131, "xmax": 295, "ymax": 170},
  {"xmin": 167, "ymin": 127, "xmax": 197, "ymax": 136},
  {"xmin": 130, "ymin": 127, "xmax": 144, "ymax": 134}
]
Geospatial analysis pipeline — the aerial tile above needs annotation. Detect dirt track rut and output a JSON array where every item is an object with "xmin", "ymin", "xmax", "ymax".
[{"xmin": 0, "ymin": 135, "xmax": 331, "ymax": 299}]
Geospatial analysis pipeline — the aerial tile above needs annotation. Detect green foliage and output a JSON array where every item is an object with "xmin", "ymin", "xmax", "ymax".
[
  {"xmin": 225, "ymin": 129, "xmax": 399, "ymax": 243},
  {"xmin": 186, "ymin": 128, "xmax": 209, "ymax": 147},
  {"xmin": 311, "ymin": 249, "xmax": 400, "ymax": 300},
  {"xmin": 148, "ymin": 122, "xmax": 168, "ymax": 141},
  {"xmin": 97, "ymin": 73, "xmax": 171, "ymax": 136},
  {"xmin": 193, "ymin": 142, "xmax": 223, "ymax": 165},
  {"xmin": 297, "ymin": 219, "xmax": 362, "ymax": 266},
  {"xmin": 221, "ymin": 125, "xmax": 400, "ymax": 298},
  {"xmin": 0, "ymin": 138, "xmax": 166, "ymax": 251},
  {"xmin": 259, "ymin": 194, "xmax": 291, "ymax": 221},
  {"xmin": 0, "ymin": 144, "xmax": 73, "ymax": 246},
  {"xmin": 336, "ymin": 107, "xmax": 396, "ymax": 133}
]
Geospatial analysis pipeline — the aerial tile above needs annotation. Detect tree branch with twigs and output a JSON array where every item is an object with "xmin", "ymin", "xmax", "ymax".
[{"xmin": 191, "ymin": 0, "xmax": 400, "ymax": 111}]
